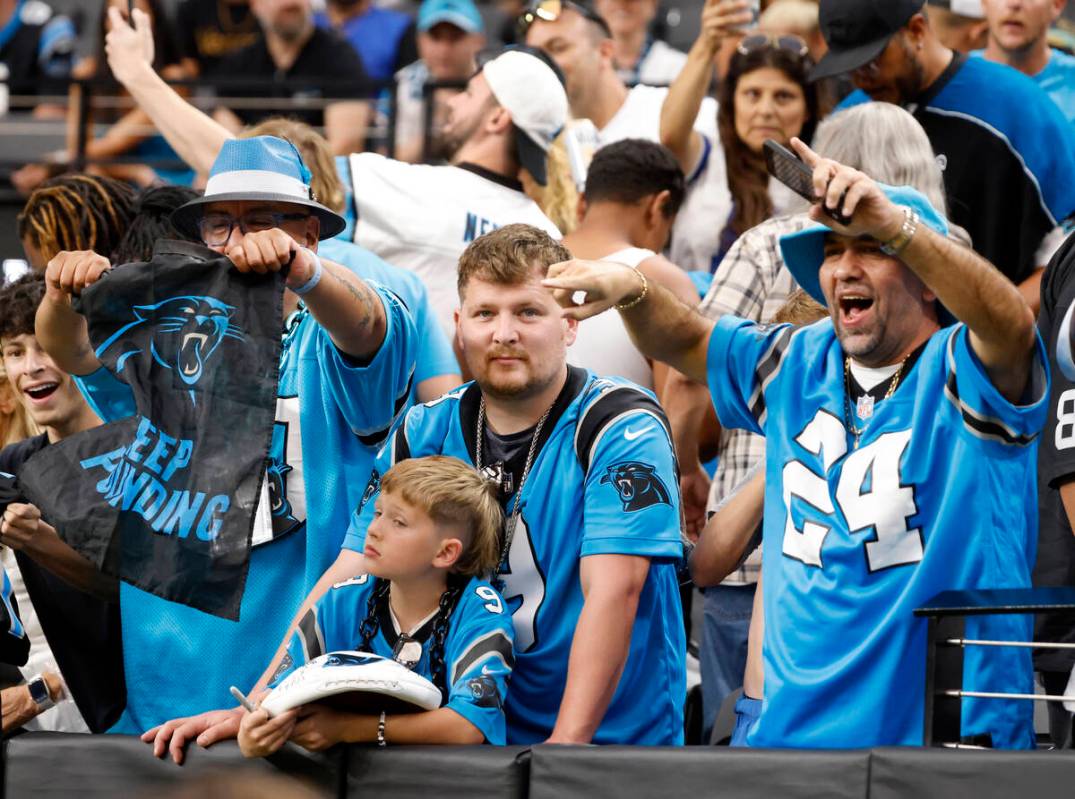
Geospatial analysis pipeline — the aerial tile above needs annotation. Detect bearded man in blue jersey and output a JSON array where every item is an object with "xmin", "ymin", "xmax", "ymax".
[{"xmin": 543, "ymin": 137, "xmax": 1047, "ymax": 749}]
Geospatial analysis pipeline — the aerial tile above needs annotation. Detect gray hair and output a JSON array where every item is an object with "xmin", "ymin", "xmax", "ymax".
[{"xmin": 812, "ymin": 102, "xmax": 948, "ymax": 215}]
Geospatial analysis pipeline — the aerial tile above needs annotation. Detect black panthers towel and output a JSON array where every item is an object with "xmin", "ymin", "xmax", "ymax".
[{"xmin": 20, "ymin": 241, "xmax": 284, "ymax": 620}]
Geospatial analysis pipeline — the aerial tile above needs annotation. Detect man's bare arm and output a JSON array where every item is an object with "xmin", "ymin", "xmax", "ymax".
[
  {"xmin": 36, "ymin": 251, "xmax": 110, "ymax": 376},
  {"xmin": 105, "ymin": 7, "xmax": 233, "ymax": 175},
  {"xmin": 543, "ymin": 262, "xmax": 715, "ymax": 384},
  {"xmin": 546, "ymin": 554, "xmax": 650, "ymax": 743}
]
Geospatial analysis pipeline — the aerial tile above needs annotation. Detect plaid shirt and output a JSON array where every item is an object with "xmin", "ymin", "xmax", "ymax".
[{"xmin": 699, "ymin": 213, "xmax": 811, "ymax": 583}]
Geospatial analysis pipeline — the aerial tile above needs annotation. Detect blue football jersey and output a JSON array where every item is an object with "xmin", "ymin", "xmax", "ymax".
[
  {"xmin": 77, "ymin": 287, "xmax": 417, "ymax": 732},
  {"xmin": 706, "ymin": 316, "xmax": 1048, "ymax": 749},
  {"xmin": 344, "ymin": 368, "xmax": 687, "ymax": 744},
  {"xmin": 275, "ymin": 573, "xmax": 514, "ymax": 744}
]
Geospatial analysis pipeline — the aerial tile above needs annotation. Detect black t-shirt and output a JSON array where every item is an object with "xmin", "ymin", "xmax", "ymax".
[
  {"xmin": 208, "ymin": 26, "xmax": 370, "ymax": 128},
  {"xmin": 0, "ymin": 434, "xmax": 126, "ymax": 732},
  {"xmin": 0, "ymin": 1, "xmax": 75, "ymax": 97},
  {"xmin": 1035, "ymin": 230, "xmax": 1075, "ymax": 674},
  {"xmin": 176, "ymin": 0, "xmax": 260, "ymax": 75}
]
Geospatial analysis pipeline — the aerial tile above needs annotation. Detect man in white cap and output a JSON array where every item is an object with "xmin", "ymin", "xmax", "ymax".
[
  {"xmin": 100, "ymin": 10, "xmax": 562, "ymax": 339},
  {"xmin": 348, "ymin": 46, "xmax": 566, "ymax": 336},
  {"xmin": 35, "ymin": 135, "xmax": 418, "ymax": 753}
]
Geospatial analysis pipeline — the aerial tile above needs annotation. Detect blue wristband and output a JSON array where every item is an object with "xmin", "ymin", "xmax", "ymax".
[{"xmin": 291, "ymin": 249, "xmax": 323, "ymax": 296}]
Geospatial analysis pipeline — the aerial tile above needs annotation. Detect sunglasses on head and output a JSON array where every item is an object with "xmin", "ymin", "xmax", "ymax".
[
  {"xmin": 517, "ymin": 0, "xmax": 612, "ymax": 40},
  {"xmin": 736, "ymin": 34, "xmax": 810, "ymax": 59}
]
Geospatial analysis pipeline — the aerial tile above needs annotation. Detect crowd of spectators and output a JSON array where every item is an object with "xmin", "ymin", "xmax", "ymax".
[{"xmin": 0, "ymin": 0, "xmax": 1074, "ymax": 771}]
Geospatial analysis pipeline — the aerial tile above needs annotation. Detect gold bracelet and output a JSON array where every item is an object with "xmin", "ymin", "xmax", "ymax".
[{"xmin": 614, "ymin": 268, "xmax": 648, "ymax": 311}]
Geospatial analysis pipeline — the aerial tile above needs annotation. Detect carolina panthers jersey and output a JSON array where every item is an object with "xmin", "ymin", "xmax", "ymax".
[
  {"xmin": 275, "ymin": 573, "xmax": 514, "ymax": 744},
  {"xmin": 76, "ymin": 286, "xmax": 417, "ymax": 732},
  {"xmin": 343, "ymin": 367, "xmax": 687, "ymax": 745},
  {"xmin": 319, "ymin": 236, "xmax": 460, "ymax": 398},
  {"xmin": 706, "ymin": 316, "xmax": 1048, "ymax": 749}
]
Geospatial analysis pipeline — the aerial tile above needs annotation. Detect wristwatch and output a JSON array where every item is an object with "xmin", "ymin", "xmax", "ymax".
[{"xmin": 27, "ymin": 675, "xmax": 55, "ymax": 712}]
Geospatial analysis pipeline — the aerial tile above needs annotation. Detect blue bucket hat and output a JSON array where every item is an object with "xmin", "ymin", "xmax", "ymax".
[
  {"xmin": 779, "ymin": 183, "xmax": 949, "ymax": 315},
  {"xmin": 172, "ymin": 136, "xmax": 346, "ymax": 242}
]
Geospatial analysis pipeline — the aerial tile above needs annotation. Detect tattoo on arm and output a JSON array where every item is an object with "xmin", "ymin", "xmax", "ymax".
[{"xmin": 330, "ymin": 269, "xmax": 375, "ymax": 331}]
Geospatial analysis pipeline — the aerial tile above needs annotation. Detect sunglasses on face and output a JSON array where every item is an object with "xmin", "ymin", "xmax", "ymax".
[
  {"xmin": 736, "ymin": 33, "xmax": 810, "ymax": 59},
  {"xmin": 517, "ymin": 0, "xmax": 613, "ymax": 39}
]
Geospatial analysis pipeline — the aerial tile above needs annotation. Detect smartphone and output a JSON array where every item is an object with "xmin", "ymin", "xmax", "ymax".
[
  {"xmin": 736, "ymin": 0, "xmax": 760, "ymax": 32},
  {"xmin": 763, "ymin": 139, "xmax": 851, "ymax": 225}
]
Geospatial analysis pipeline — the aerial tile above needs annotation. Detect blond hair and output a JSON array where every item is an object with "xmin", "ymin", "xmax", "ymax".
[
  {"xmin": 520, "ymin": 131, "xmax": 578, "ymax": 235},
  {"xmin": 0, "ymin": 367, "xmax": 38, "ymax": 448},
  {"xmin": 457, "ymin": 223, "xmax": 572, "ymax": 298},
  {"xmin": 241, "ymin": 118, "xmax": 346, "ymax": 214},
  {"xmin": 379, "ymin": 456, "xmax": 504, "ymax": 577}
]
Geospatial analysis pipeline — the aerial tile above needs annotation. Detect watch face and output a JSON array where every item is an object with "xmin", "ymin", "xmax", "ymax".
[{"xmin": 28, "ymin": 677, "xmax": 50, "ymax": 706}]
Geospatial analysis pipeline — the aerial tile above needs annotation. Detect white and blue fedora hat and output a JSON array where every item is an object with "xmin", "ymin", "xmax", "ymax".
[{"xmin": 172, "ymin": 136, "xmax": 346, "ymax": 241}]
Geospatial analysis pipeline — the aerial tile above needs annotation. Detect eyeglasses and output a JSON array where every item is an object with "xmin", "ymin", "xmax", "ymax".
[
  {"xmin": 517, "ymin": 0, "xmax": 612, "ymax": 40},
  {"xmin": 736, "ymin": 34, "xmax": 810, "ymax": 59},
  {"xmin": 197, "ymin": 211, "xmax": 309, "ymax": 247}
]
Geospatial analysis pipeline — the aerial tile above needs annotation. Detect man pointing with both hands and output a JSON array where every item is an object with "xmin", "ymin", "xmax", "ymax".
[{"xmin": 544, "ymin": 138, "xmax": 1047, "ymax": 748}]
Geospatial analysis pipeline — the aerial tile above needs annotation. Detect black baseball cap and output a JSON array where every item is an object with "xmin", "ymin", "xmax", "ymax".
[{"xmin": 810, "ymin": 0, "xmax": 925, "ymax": 82}]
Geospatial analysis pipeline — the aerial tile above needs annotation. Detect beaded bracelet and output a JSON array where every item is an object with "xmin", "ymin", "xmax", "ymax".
[{"xmin": 377, "ymin": 711, "xmax": 387, "ymax": 747}]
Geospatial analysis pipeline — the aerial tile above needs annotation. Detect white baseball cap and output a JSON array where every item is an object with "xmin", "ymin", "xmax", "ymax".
[{"xmin": 481, "ymin": 48, "xmax": 568, "ymax": 186}]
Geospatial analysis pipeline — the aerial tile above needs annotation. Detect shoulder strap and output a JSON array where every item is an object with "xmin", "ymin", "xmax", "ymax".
[{"xmin": 573, "ymin": 381, "xmax": 675, "ymax": 476}]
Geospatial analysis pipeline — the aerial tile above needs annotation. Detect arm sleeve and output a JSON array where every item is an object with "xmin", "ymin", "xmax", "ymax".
[
  {"xmin": 943, "ymin": 324, "xmax": 1049, "ymax": 451},
  {"xmin": 443, "ymin": 582, "xmax": 515, "ymax": 745},
  {"xmin": 315, "ymin": 285, "xmax": 417, "ymax": 447},
  {"xmin": 73, "ymin": 367, "xmax": 136, "ymax": 423},
  {"xmin": 0, "ymin": 569, "xmax": 29, "ymax": 667},
  {"xmin": 268, "ymin": 578, "xmax": 370, "ymax": 687},
  {"xmin": 705, "ymin": 315, "xmax": 795, "ymax": 435},
  {"xmin": 581, "ymin": 410, "xmax": 684, "ymax": 560}
]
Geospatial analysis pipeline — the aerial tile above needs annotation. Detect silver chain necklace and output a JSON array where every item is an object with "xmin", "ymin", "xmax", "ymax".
[{"xmin": 475, "ymin": 396, "xmax": 554, "ymax": 578}]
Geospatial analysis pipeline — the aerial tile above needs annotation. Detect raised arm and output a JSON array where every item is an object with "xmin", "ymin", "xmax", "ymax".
[
  {"xmin": 105, "ymin": 7, "xmax": 233, "ymax": 175},
  {"xmin": 36, "ymin": 251, "xmax": 109, "ymax": 376},
  {"xmin": 660, "ymin": 0, "xmax": 749, "ymax": 172},
  {"xmin": 791, "ymin": 137, "xmax": 1036, "ymax": 402},
  {"xmin": 542, "ymin": 261, "xmax": 715, "ymax": 384}
]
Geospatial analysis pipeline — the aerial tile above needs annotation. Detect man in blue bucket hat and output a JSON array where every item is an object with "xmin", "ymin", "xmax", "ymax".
[
  {"xmin": 36, "ymin": 135, "xmax": 418, "ymax": 750},
  {"xmin": 540, "ymin": 137, "xmax": 1048, "ymax": 749}
]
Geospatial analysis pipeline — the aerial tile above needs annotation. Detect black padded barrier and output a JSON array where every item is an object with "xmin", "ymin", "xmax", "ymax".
[
  {"xmin": 344, "ymin": 745, "xmax": 529, "ymax": 799},
  {"xmin": 528, "ymin": 745, "xmax": 872, "ymax": 799},
  {"xmin": 869, "ymin": 747, "xmax": 1075, "ymax": 799},
  {"xmin": 8, "ymin": 735, "xmax": 1075, "ymax": 798},
  {"xmin": 3, "ymin": 732, "xmax": 340, "ymax": 798}
]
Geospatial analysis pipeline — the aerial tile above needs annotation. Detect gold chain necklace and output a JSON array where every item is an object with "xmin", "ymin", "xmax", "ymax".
[{"xmin": 843, "ymin": 354, "xmax": 908, "ymax": 448}]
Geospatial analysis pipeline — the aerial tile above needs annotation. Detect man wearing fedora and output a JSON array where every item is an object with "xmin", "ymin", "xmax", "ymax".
[
  {"xmin": 541, "ymin": 138, "xmax": 1047, "ymax": 748},
  {"xmin": 36, "ymin": 135, "xmax": 418, "ymax": 747},
  {"xmin": 814, "ymin": 0, "xmax": 1075, "ymax": 314}
]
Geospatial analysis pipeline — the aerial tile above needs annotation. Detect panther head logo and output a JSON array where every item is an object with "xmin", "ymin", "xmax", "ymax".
[
  {"xmin": 600, "ymin": 461, "xmax": 671, "ymax": 512},
  {"xmin": 96, "ymin": 295, "xmax": 244, "ymax": 404}
]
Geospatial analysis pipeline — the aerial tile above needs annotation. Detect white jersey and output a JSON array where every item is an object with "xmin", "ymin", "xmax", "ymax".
[
  {"xmin": 566, "ymin": 246, "xmax": 654, "ymax": 389},
  {"xmin": 598, "ymin": 84, "xmax": 717, "ymax": 147},
  {"xmin": 596, "ymin": 85, "xmax": 728, "ymax": 272},
  {"xmin": 616, "ymin": 39, "xmax": 689, "ymax": 87},
  {"xmin": 349, "ymin": 153, "xmax": 562, "ymax": 336}
]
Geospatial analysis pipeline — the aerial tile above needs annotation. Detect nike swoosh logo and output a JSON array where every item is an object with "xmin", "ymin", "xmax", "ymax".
[
  {"xmin": 624, "ymin": 426, "xmax": 651, "ymax": 441},
  {"xmin": 481, "ymin": 664, "xmax": 495, "ymax": 676}
]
